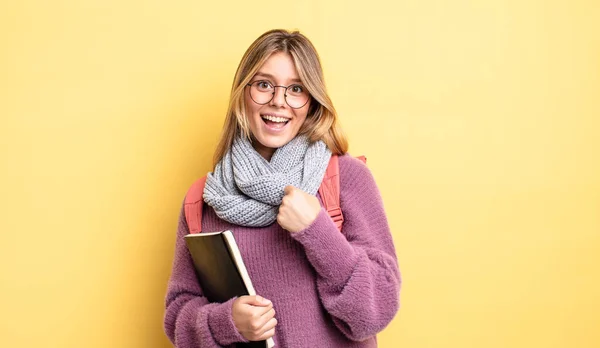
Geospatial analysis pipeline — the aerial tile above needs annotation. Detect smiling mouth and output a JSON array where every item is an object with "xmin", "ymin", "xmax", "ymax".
[{"xmin": 261, "ymin": 114, "xmax": 290, "ymax": 129}]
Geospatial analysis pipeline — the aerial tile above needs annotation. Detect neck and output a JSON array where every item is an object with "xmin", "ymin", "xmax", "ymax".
[{"xmin": 252, "ymin": 140, "xmax": 276, "ymax": 161}]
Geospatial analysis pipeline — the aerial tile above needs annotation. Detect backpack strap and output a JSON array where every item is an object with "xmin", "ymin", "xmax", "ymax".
[
  {"xmin": 184, "ymin": 155, "xmax": 367, "ymax": 234},
  {"xmin": 184, "ymin": 176, "xmax": 207, "ymax": 234},
  {"xmin": 319, "ymin": 155, "xmax": 367, "ymax": 231}
]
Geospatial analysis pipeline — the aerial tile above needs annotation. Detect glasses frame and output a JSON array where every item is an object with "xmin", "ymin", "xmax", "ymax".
[{"xmin": 245, "ymin": 80, "xmax": 310, "ymax": 109}]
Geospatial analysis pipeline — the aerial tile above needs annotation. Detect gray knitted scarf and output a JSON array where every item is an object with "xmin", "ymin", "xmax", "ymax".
[{"xmin": 203, "ymin": 135, "xmax": 332, "ymax": 227}]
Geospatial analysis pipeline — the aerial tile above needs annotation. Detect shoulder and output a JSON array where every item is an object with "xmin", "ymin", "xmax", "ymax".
[
  {"xmin": 336, "ymin": 154, "xmax": 386, "ymax": 217},
  {"xmin": 337, "ymin": 153, "xmax": 370, "ymax": 175},
  {"xmin": 337, "ymin": 153, "xmax": 375, "ymax": 189}
]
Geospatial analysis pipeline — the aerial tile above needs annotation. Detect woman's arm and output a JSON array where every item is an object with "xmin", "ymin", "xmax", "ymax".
[
  {"xmin": 164, "ymin": 205, "xmax": 248, "ymax": 347},
  {"xmin": 290, "ymin": 155, "xmax": 401, "ymax": 341}
]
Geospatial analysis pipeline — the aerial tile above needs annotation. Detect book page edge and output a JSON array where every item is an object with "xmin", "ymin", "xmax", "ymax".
[{"xmin": 222, "ymin": 231, "xmax": 257, "ymax": 296}]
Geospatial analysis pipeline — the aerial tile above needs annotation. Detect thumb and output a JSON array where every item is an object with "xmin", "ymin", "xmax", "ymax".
[
  {"xmin": 283, "ymin": 185, "xmax": 295, "ymax": 195},
  {"xmin": 242, "ymin": 295, "xmax": 272, "ymax": 307}
]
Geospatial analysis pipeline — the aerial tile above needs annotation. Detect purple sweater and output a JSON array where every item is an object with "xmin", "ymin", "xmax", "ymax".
[{"xmin": 164, "ymin": 155, "xmax": 401, "ymax": 347}]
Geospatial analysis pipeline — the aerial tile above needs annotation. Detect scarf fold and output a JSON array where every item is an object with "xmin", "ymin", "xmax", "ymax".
[{"xmin": 203, "ymin": 135, "xmax": 332, "ymax": 227}]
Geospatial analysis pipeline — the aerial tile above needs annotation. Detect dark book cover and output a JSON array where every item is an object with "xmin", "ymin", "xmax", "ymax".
[{"xmin": 184, "ymin": 231, "xmax": 273, "ymax": 348}]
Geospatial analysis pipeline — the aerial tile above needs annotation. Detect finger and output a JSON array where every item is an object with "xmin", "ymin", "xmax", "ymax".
[
  {"xmin": 282, "ymin": 195, "xmax": 294, "ymax": 209},
  {"xmin": 256, "ymin": 327, "xmax": 276, "ymax": 341},
  {"xmin": 252, "ymin": 308, "xmax": 275, "ymax": 332},
  {"xmin": 257, "ymin": 317, "xmax": 277, "ymax": 338},
  {"xmin": 276, "ymin": 212, "xmax": 291, "ymax": 232},
  {"xmin": 255, "ymin": 305, "xmax": 274, "ymax": 319},
  {"xmin": 259, "ymin": 307, "xmax": 275, "ymax": 320},
  {"xmin": 261, "ymin": 317, "xmax": 277, "ymax": 332},
  {"xmin": 283, "ymin": 185, "xmax": 295, "ymax": 195}
]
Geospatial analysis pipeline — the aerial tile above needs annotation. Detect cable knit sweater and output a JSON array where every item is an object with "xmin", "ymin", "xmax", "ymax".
[{"xmin": 164, "ymin": 154, "xmax": 401, "ymax": 347}]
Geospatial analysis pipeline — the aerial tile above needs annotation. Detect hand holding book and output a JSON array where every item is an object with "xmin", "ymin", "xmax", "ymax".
[
  {"xmin": 233, "ymin": 295, "xmax": 277, "ymax": 342},
  {"xmin": 184, "ymin": 231, "xmax": 275, "ymax": 348}
]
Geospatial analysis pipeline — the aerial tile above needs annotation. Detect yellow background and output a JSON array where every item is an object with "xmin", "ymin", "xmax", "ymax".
[{"xmin": 1, "ymin": 0, "xmax": 598, "ymax": 347}]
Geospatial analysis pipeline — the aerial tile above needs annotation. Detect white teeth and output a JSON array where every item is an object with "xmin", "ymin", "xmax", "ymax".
[{"xmin": 261, "ymin": 115, "xmax": 289, "ymax": 123}]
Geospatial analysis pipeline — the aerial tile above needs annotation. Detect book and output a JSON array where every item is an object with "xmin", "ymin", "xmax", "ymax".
[{"xmin": 184, "ymin": 230, "xmax": 275, "ymax": 348}]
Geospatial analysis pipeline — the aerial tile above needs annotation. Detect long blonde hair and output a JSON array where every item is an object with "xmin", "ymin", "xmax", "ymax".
[{"xmin": 212, "ymin": 29, "xmax": 348, "ymax": 166}]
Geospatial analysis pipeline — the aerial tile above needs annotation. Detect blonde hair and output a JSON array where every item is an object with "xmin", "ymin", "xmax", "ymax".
[{"xmin": 212, "ymin": 29, "xmax": 348, "ymax": 166}]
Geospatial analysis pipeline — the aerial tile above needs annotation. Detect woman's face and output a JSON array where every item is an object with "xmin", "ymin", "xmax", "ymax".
[{"xmin": 245, "ymin": 51, "xmax": 310, "ymax": 160}]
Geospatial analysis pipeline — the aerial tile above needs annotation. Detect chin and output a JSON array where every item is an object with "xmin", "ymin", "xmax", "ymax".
[{"xmin": 256, "ymin": 134, "xmax": 292, "ymax": 149}]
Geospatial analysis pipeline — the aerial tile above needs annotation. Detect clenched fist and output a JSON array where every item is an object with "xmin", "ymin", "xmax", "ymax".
[
  {"xmin": 232, "ymin": 295, "xmax": 277, "ymax": 342},
  {"xmin": 277, "ymin": 185, "xmax": 321, "ymax": 233}
]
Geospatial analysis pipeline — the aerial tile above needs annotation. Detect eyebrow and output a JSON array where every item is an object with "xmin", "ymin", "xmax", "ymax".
[{"xmin": 254, "ymin": 72, "xmax": 302, "ymax": 84}]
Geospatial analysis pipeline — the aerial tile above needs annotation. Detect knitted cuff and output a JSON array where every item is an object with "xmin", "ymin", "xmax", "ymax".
[{"xmin": 207, "ymin": 297, "xmax": 249, "ymax": 346}]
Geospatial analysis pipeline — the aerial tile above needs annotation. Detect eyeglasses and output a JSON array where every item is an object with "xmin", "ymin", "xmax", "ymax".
[{"xmin": 246, "ymin": 80, "xmax": 310, "ymax": 109}]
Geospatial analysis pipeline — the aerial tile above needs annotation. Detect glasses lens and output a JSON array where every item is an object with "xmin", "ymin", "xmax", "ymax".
[
  {"xmin": 249, "ymin": 81, "xmax": 274, "ymax": 104},
  {"xmin": 248, "ymin": 81, "xmax": 310, "ymax": 108},
  {"xmin": 285, "ymin": 84, "xmax": 309, "ymax": 108}
]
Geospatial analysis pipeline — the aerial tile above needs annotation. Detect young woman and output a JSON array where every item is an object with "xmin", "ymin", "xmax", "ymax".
[{"xmin": 164, "ymin": 29, "xmax": 401, "ymax": 348}]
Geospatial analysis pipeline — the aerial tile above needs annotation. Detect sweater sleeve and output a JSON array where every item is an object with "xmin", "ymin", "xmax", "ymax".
[
  {"xmin": 290, "ymin": 155, "xmax": 401, "ymax": 341},
  {"xmin": 163, "ymin": 204, "xmax": 249, "ymax": 347}
]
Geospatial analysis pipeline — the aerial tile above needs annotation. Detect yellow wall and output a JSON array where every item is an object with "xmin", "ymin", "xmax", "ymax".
[{"xmin": 1, "ymin": 0, "xmax": 598, "ymax": 347}]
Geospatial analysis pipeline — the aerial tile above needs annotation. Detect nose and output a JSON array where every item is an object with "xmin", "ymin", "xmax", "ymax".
[{"xmin": 270, "ymin": 86, "xmax": 287, "ymax": 107}]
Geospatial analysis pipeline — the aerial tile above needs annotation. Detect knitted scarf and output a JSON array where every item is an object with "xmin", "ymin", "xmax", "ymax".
[{"xmin": 203, "ymin": 135, "xmax": 332, "ymax": 227}]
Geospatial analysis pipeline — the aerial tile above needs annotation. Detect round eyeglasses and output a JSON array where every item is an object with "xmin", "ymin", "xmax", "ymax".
[{"xmin": 246, "ymin": 80, "xmax": 310, "ymax": 109}]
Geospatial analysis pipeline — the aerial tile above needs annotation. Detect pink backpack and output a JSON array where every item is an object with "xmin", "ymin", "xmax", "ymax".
[{"xmin": 184, "ymin": 155, "xmax": 366, "ymax": 233}]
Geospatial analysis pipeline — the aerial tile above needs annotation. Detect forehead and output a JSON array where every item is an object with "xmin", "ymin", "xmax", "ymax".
[{"xmin": 254, "ymin": 52, "xmax": 301, "ymax": 83}]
